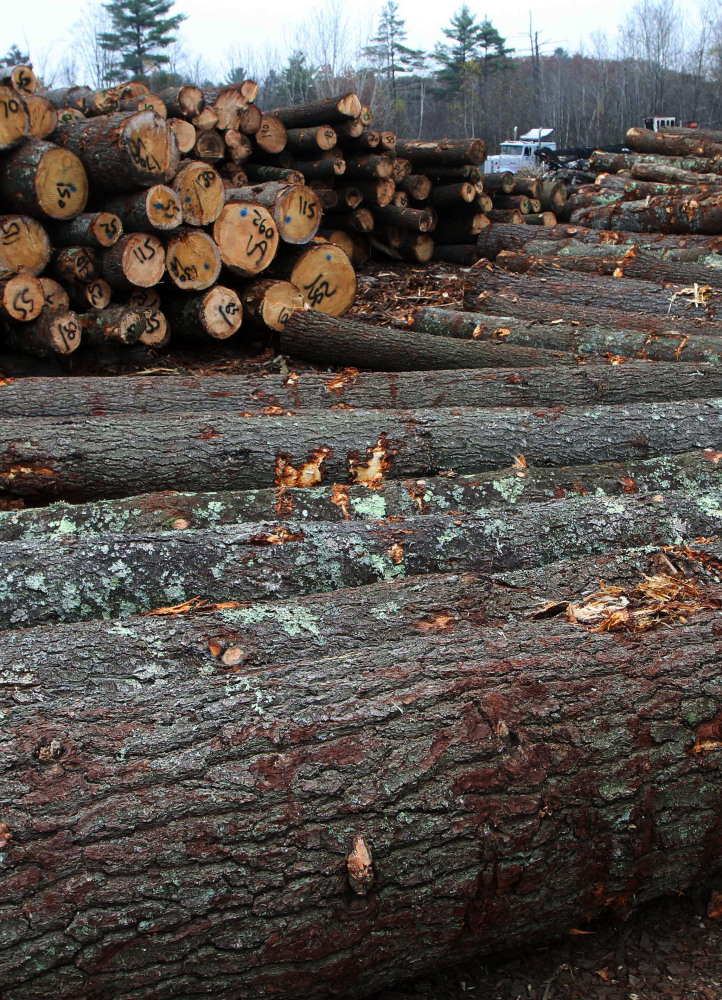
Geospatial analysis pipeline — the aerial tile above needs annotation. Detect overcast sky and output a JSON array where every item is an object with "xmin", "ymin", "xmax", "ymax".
[{"xmin": 7, "ymin": 0, "xmax": 641, "ymax": 83}]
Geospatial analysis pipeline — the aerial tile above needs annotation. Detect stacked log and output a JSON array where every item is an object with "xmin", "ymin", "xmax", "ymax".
[
  {"xmin": 4, "ymin": 83, "xmax": 722, "ymax": 1000},
  {"xmin": 559, "ymin": 126, "xmax": 722, "ymax": 233},
  {"xmin": 0, "ymin": 77, "xmax": 370, "ymax": 362}
]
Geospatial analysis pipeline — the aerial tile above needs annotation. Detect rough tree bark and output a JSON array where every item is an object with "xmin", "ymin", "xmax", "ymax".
[
  {"xmin": 2, "ymin": 363, "xmax": 721, "ymax": 417},
  {"xmin": 281, "ymin": 311, "xmax": 568, "ymax": 370},
  {"xmin": 1, "ymin": 449, "xmax": 717, "ymax": 544},
  {"xmin": 410, "ymin": 307, "xmax": 722, "ymax": 362},
  {"xmin": 2, "ymin": 555, "xmax": 722, "ymax": 998},
  {"xmin": 2, "ymin": 400, "xmax": 722, "ymax": 500}
]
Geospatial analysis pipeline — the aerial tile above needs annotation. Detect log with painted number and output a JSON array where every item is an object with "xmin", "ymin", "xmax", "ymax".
[
  {"xmin": 224, "ymin": 181, "xmax": 321, "ymax": 244},
  {"xmin": 0, "ymin": 137, "xmax": 88, "ymax": 220},
  {"xmin": 212, "ymin": 200, "xmax": 279, "ymax": 277},
  {"xmin": 271, "ymin": 242, "xmax": 357, "ymax": 315}
]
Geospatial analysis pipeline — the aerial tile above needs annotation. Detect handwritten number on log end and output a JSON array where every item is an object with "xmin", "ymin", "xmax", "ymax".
[{"xmin": 347, "ymin": 835, "xmax": 374, "ymax": 895}]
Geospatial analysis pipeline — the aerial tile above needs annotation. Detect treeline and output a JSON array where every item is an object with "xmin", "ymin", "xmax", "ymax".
[{"xmin": 6, "ymin": 0, "xmax": 721, "ymax": 151}]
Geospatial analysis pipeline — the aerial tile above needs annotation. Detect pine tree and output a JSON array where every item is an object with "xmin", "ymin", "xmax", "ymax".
[
  {"xmin": 100, "ymin": 0, "xmax": 187, "ymax": 80},
  {"xmin": 282, "ymin": 51, "xmax": 315, "ymax": 105},
  {"xmin": 364, "ymin": 1, "xmax": 422, "ymax": 102},
  {"xmin": 0, "ymin": 44, "xmax": 29, "ymax": 68},
  {"xmin": 433, "ymin": 5, "xmax": 484, "ymax": 94},
  {"xmin": 478, "ymin": 18, "xmax": 513, "ymax": 80}
]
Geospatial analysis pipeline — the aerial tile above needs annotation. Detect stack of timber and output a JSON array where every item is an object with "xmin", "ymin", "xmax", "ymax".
[
  {"xmin": 3, "ymin": 72, "xmax": 722, "ymax": 1000},
  {"xmin": 559, "ymin": 124, "xmax": 722, "ymax": 232},
  {"xmin": 0, "ymin": 69, "xmax": 364, "ymax": 363}
]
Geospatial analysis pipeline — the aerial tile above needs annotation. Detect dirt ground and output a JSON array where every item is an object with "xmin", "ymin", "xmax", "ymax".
[{"xmin": 367, "ymin": 884, "xmax": 722, "ymax": 1000}]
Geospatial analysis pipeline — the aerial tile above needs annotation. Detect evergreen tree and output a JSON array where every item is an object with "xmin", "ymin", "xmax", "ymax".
[
  {"xmin": 433, "ymin": 5, "xmax": 484, "ymax": 93},
  {"xmin": 478, "ymin": 18, "xmax": 513, "ymax": 80},
  {"xmin": 0, "ymin": 44, "xmax": 30, "ymax": 68},
  {"xmin": 282, "ymin": 51, "xmax": 315, "ymax": 104},
  {"xmin": 364, "ymin": 2, "xmax": 422, "ymax": 102},
  {"xmin": 100, "ymin": 0, "xmax": 187, "ymax": 80}
]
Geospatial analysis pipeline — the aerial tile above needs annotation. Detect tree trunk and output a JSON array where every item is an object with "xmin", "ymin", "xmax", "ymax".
[
  {"xmin": 157, "ymin": 85, "xmax": 205, "ymax": 121},
  {"xmin": 1, "ymin": 62, "xmax": 37, "ymax": 94},
  {"xmin": 0, "ymin": 215, "xmax": 51, "ymax": 278},
  {"xmin": 164, "ymin": 228, "xmax": 221, "ymax": 291},
  {"xmin": 167, "ymin": 117, "xmax": 196, "ymax": 154},
  {"xmin": 285, "ymin": 157, "xmax": 345, "ymax": 179},
  {"xmin": 254, "ymin": 115, "xmax": 287, "ymax": 154},
  {"xmin": 465, "ymin": 288, "xmax": 720, "ymax": 334},
  {"xmin": 45, "ymin": 212, "xmax": 122, "ymax": 248},
  {"xmin": 400, "ymin": 174, "xmax": 432, "ymax": 200},
  {"xmin": 594, "ymin": 174, "xmax": 715, "ymax": 200},
  {"xmin": 224, "ymin": 129, "xmax": 253, "ymax": 164},
  {"xmin": 67, "ymin": 278, "xmax": 112, "ymax": 312},
  {"xmin": 524, "ymin": 212, "xmax": 557, "ymax": 225},
  {"xmin": 3, "ymin": 360, "xmax": 722, "ymax": 417},
  {"xmin": 464, "ymin": 265, "xmax": 719, "ymax": 319},
  {"xmin": 24, "ymin": 94, "xmax": 58, "ymax": 139},
  {"xmin": 191, "ymin": 127, "xmax": 225, "ymax": 164},
  {"xmin": 280, "ymin": 310, "xmax": 567, "ymax": 370},
  {"xmin": 371, "ymin": 205, "xmax": 434, "ymax": 231},
  {"xmin": 49, "ymin": 246, "xmax": 100, "ymax": 284},
  {"xmin": 486, "ymin": 209, "xmax": 526, "ymax": 224},
  {"xmin": 0, "ymin": 84, "xmax": 29, "ymax": 150},
  {"xmin": 0, "ymin": 274, "xmax": 44, "ymax": 322},
  {"xmin": 630, "ymin": 161, "xmax": 722, "ymax": 186},
  {"xmin": 137, "ymin": 307, "xmax": 169, "ymax": 348},
  {"xmin": 284, "ymin": 125, "xmax": 338, "ymax": 153},
  {"xmin": 238, "ymin": 279, "xmax": 303, "ymax": 332},
  {"xmin": 3, "ymin": 450, "xmax": 718, "ymax": 544},
  {"xmin": 244, "ymin": 164, "xmax": 304, "ymax": 185},
  {"xmin": 322, "ymin": 207, "xmax": 374, "ymax": 233},
  {"xmin": 163, "ymin": 287, "xmax": 242, "ymax": 340},
  {"xmin": 337, "ymin": 128, "xmax": 379, "ymax": 150},
  {"xmin": 0, "ymin": 136, "xmax": 88, "ymax": 220},
  {"xmin": 590, "ymin": 149, "xmax": 722, "ymax": 175},
  {"xmin": 496, "ymin": 244, "xmax": 722, "ymax": 290},
  {"xmin": 569, "ymin": 194, "xmax": 722, "ymax": 234},
  {"xmin": 490, "ymin": 194, "xmax": 531, "ymax": 213},
  {"xmin": 3, "ymin": 398, "xmax": 722, "ymax": 502},
  {"xmin": 212, "ymin": 202, "xmax": 279, "ymax": 277},
  {"xmin": 52, "ymin": 110, "xmax": 179, "ymax": 191},
  {"xmin": 38, "ymin": 277, "xmax": 70, "ymax": 313},
  {"xmin": 626, "ymin": 125, "xmax": 722, "ymax": 158},
  {"xmin": 269, "ymin": 93, "xmax": 361, "ymax": 128},
  {"xmin": 0, "ymin": 308, "xmax": 80, "ymax": 356},
  {"xmin": 354, "ymin": 178, "xmax": 395, "ymax": 206},
  {"xmin": 171, "ymin": 161, "xmax": 225, "ymax": 226},
  {"xmin": 1, "ymin": 486, "xmax": 720, "ymax": 626},
  {"xmin": 394, "ymin": 137, "xmax": 486, "ymax": 165},
  {"xmin": 4, "ymin": 529, "xmax": 722, "ymax": 988},
  {"xmin": 225, "ymin": 182, "xmax": 321, "ymax": 244},
  {"xmin": 343, "ymin": 154, "xmax": 393, "ymax": 180},
  {"xmin": 101, "ymin": 234, "xmax": 165, "ymax": 290},
  {"xmin": 270, "ymin": 244, "xmax": 356, "ymax": 315},
  {"xmin": 79, "ymin": 306, "xmax": 145, "ymax": 346},
  {"xmin": 102, "ymin": 185, "xmax": 182, "ymax": 232},
  {"xmin": 476, "ymin": 222, "xmax": 722, "ymax": 259},
  {"xmin": 412, "ymin": 306, "xmax": 722, "ymax": 362}
]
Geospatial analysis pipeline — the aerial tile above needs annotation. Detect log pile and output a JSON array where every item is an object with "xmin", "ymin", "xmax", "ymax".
[
  {"xmin": 2, "ymin": 71, "xmax": 722, "ymax": 1000},
  {"xmin": 559, "ymin": 125, "xmax": 722, "ymax": 232}
]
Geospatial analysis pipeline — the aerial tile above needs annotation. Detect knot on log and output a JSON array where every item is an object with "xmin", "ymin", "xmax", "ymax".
[{"xmin": 347, "ymin": 834, "xmax": 374, "ymax": 895}]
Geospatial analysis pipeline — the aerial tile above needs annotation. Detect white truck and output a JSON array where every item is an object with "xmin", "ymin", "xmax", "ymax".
[{"xmin": 483, "ymin": 128, "xmax": 556, "ymax": 174}]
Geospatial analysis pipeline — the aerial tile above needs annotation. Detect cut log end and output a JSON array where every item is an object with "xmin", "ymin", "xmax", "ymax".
[
  {"xmin": 165, "ymin": 229, "xmax": 222, "ymax": 291},
  {"xmin": 241, "ymin": 279, "xmax": 303, "ymax": 332},
  {"xmin": 289, "ymin": 243, "xmax": 357, "ymax": 316},
  {"xmin": 103, "ymin": 234, "xmax": 165, "ymax": 289},
  {"xmin": 138, "ymin": 308, "xmax": 171, "ymax": 347},
  {"xmin": 34, "ymin": 145, "xmax": 89, "ymax": 220},
  {"xmin": 0, "ymin": 274, "xmax": 44, "ymax": 322},
  {"xmin": 0, "ymin": 214, "xmax": 51, "ymax": 278},
  {"xmin": 213, "ymin": 202, "xmax": 279, "ymax": 277},
  {"xmin": 0, "ymin": 86, "xmax": 29, "ymax": 149},
  {"xmin": 173, "ymin": 162, "xmax": 225, "ymax": 226}
]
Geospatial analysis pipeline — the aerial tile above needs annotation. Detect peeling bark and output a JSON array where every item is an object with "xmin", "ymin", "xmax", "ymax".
[
  {"xmin": 1, "ymin": 488, "xmax": 721, "ymax": 627},
  {"xmin": 2, "ymin": 559, "xmax": 722, "ymax": 998},
  {"xmin": 3, "ymin": 400, "xmax": 722, "ymax": 500}
]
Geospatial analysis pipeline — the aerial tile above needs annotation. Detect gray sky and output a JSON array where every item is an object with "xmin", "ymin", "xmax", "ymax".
[{"xmin": 8, "ymin": 0, "xmax": 639, "ymax": 84}]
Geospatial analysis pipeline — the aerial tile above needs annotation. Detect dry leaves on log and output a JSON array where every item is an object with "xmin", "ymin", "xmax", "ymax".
[
  {"xmin": 532, "ymin": 546, "xmax": 722, "ymax": 633},
  {"xmin": 142, "ymin": 595, "xmax": 246, "ymax": 616}
]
